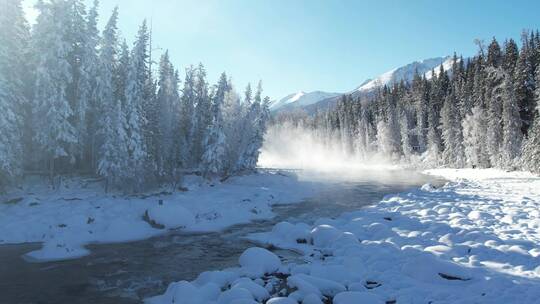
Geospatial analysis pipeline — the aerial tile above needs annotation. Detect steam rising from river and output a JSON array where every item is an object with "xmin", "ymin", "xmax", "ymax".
[
  {"xmin": 258, "ymin": 123, "xmax": 434, "ymax": 186},
  {"xmin": 259, "ymin": 123, "xmax": 398, "ymax": 174}
]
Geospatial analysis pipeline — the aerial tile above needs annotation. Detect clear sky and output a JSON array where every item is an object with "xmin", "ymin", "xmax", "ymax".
[{"xmin": 22, "ymin": 0, "xmax": 540, "ymax": 100}]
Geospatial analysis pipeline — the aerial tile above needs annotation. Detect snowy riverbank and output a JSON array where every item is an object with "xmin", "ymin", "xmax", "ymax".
[
  {"xmin": 0, "ymin": 171, "xmax": 319, "ymax": 262},
  {"xmin": 147, "ymin": 168, "xmax": 540, "ymax": 304}
]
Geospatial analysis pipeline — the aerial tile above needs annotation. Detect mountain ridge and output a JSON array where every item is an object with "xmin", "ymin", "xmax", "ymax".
[{"xmin": 272, "ymin": 55, "xmax": 454, "ymax": 113}]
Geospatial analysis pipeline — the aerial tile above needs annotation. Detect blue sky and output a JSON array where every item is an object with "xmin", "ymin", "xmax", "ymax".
[{"xmin": 23, "ymin": 0, "xmax": 540, "ymax": 100}]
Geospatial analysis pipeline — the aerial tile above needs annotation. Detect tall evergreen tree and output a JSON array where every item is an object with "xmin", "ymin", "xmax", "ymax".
[
  {"xmin": 486, "ymin": 67, "xmax": 505, "ymax": 167},
  {"xmin": 503, "ymin": 38, "xmax": 519, "ymax": 74},
  {"xmin": 462, "ymin": 106, "xmax": 490, "ymax": 168},
  {"xmin": 0, "ymin": 0, "xmax": 30, "ymax": 184},
  {"xmin": 179, "ymin": 65, "xmax": 197, "ymax": 169},
  {"xmin": 96, "ymin": 7, "xmax": 129, "ymax": 190},
  {"xmin": 521, "ymin": 66, "xmax": 540, "ymax": 173},
  {"xmin": 201, "ymin": 73, "xmax": 229, "ymax": 177},
  {"xmin": 32, "ymin": 0, "xmax": 77, "ymax": 181},
  {"xmin": 124, "ymin": 21, "xmax": 150, "ymax": 188},
  {"xmin": 193, "ymin": 63, "xmax": 211, "ymax": 167},
  {"xmin": 441, "ymin": 90, "xmax": 465, "ymax": 167},
  {"xmin": 501, "ymin": 73, "xmax": 523, "ymax": 167},
  {"xmin": 156, "ymin": 51, "xmax": 180, "ymax": 178},
  {"xmin": 75, "ymin": 0, "xmax": 100, "ymax": 167},
  {"xmin": 514, "ymin": 35, "xmax": 536, "ymax": 134}
]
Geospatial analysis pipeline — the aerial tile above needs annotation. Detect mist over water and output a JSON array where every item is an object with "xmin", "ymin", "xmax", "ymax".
[{"xmin": 258, "ymin": 123, "xmax": 428, "ymax": 184}]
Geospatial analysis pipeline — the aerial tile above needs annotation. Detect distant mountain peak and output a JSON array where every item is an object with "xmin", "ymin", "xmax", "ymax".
[
  {"xmin": 355, "ymin": 56, "xmax": 451, "ymax": 93},
  {"xmin": 273, "ymin": 55, "xmax": 455, "ymax": 113},
  {"xmin": 270, "ymin": 90, "xmax": 340, "ymax": 111}
]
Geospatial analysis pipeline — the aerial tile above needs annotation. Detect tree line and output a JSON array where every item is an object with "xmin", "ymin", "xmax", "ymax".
[
  {"xmin": 275, "ymin": 33, "xmax": 540, "ymax": 173},
  {"xmin": 0, "ymin": 0, "xmax": 269, "ymax": 191}
]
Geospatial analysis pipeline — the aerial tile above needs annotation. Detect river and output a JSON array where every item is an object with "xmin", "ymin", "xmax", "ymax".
[{"xmin": 0, "ymin": 169, "xmax": 443, "ymax": 304}]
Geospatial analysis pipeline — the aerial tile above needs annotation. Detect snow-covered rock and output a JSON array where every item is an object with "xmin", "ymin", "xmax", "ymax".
[
  {"xmin": 288, "ymin": 274, "xmax": 346, "ymax": 297},
  {"xmin": 239, "ymin": 247, "xmax": 281, "ymax": 277},
  {"xmin": 231, "ymin": 278, "xmax": 270, "ymax": 301},
  {"xmin": 272, "ymin": 221, "xmax": 311, "ymax": 243},
  {"xmin": 146, "ymin": 281, "xmax": 221, "ymax": 304},
  {"xmin": 333, "ymin": 291, "xmax": 384, "ymax": 304},
  {"xmin": 310, "ymin": 225, "xmax": 342, "ymax": 247},
  {"xmin": 217, "ymin": 287, "xmax": 254, "ymax": 304},
  {"xmin": 266, "ymin": 297, "xmax": 297, "ymax": 304},
  {"xmin": 147, "ymin": 203, "xmax": 195, "ymax": 229}
]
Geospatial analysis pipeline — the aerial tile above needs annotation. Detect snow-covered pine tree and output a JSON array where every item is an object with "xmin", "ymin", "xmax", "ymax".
[
  {"xmin": 244, "ymin": 83, "xmax": 252, "ymax": 105},
  {"xmin": 357, "ymin": 105, "xmax": 374, "ymax": 158},
  {"xmin": 192, "ymin": 63, "xmax": 212, "ymax": 168},
  {"xmin": 376, "ymin": 119, "xmax": 393, "ymax": 157},
  {"xmin": 521, "ymin": 66, "xmax": 540, "ymax": 173},
  {"xmin": 514, "ymin": 34, "xmax": 536, "ymax": 134},
  {"xmin": 201, "ymin": 73, "xmax": 229, "ymax": 177},
  {"xmin": 32, "ymin": 0, "xmax": 77, "ymax": 182},
  {"xmin": 115, "ymin": 40, "xmax": 130, "ymax": 108},
  {"xmin": 236, "ymin": 81, "xmax": 266, "ymax": 171},
  {"xmin": 472, "ymin": 55, "xmax": 487, "ymax": 109},
  {"xmin": 441, "ymin": 90, "xmax": 465, "ymax": 167},
  {"xmin": 178, "ymin": 66, "xmax": 196, "ymax": 169},
  {"xmin": 485, "ymin": 67, "xmax": 505, "ymax": 167},
  {"xmin": 375, "ymin": 86, "xmax": 401, "ymax": 157},
  {"xmin": 501, "ymin": 73, "xmax": 523, "ymax": 168},
  {"xmin": 459, "ymin": 58, "xmax": 474, "ymax": 118},
  {"xmin": 156, "ymin": 51, "xmax": 181, "ymax": 179},
  {"xmin": 425, "ymin": 65, "xmax": 448, "ymax": 165},
  {"xmin": 462, "ymin": 105, "xmax": 490, "ymax": 168},
  {"xmin": 522, "ymin": 114, "xmax": 540, "ymax": 173},
  {"xmin": 222, "ymin": 87, "xmax": 245, "ymax": 173},
  {"xmin": 76, "ymin": 0, "xmax": 100, "ymax": 168},
  {"xmin": 503, "ymin": 38, "xmax": 519, "ymax": 75},
  {"xmin": 134, "ymin": 21, "xmax": 159, "ymax": 182},
  {"xmin": 487, "ymin": 37, "xmax": 502, "ymax": 68},
  {"xmin": 124, "ymin": 21, "xmax": 150, "ymax": 189},
  {"xmin": 0, "ymin": 0, "xmax": 29, "ymax": 185},
  {"xmin": 95, "ymin": 7, "xmax": 129, "ymax": 190},
  {"xmin": 412, "ymin": 72, "xmax": 428, "ymax": 153},
  {"xmin": 399, "ymin": 108, "xmax": 412, "ymax": 161},
  {"xmin": 62, "ymin": 0, "xmax": 89, "ymax": 164}
]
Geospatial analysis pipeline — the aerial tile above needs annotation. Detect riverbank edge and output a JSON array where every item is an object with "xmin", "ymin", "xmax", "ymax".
[{"xmin": 0, "ymin": 170, "xmax": 321, "ymax": 262}]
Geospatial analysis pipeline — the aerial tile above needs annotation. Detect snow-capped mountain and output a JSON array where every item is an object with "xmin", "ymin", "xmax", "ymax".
[
  {"xmin": 355, "ymin": 56, "xmax": 452, "ymax": 93},
  {"xmin": 270, "ymin": 91, "xmax": 340, "ymax": 111},
  {"xmin": 275, "ymin": 56, "xmax": 455, "ymax": 113}
]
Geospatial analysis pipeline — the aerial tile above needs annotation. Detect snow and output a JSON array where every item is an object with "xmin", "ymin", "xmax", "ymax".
[
  {"xmin": 356, "ymin": 68, "xmax": 397, "ymax": 92},
  {"xmin": 0, "ymin": 171, "xmax": 318, "ymax": 262},
  {"xmin": 238, "ymin": 247, "xmax": 282, "ymax": 277},
  {"xmin": 356, "ymin": 56, "xmax": 452, "ymax": 93},
  {"xmin": 147, "ymin": 203, "xmax": 195, "ymax": 229},
  {"xmin": 148, "ymin": 168, "xmax": 540, "ymax": 303},
  {"xmin": 231, "ymin": 278, "xmax": 270, "ymax": 301},
  {"xmin": 310, "ymin": 224, "xmax": 343, "ymax": 247},
  {"xmin": 270, "ymin": 91, "xmax": 340, "ymax": 111},
  {"xmin": 265, "ymin": 298, "xmax": 297, "ymax": 304},
  {"xmin": 290, "ymin": 91, "xmax": 306, "ymax": 103},
  {"xmin": 333, "ymin": 291, "xmax": 384, "ymax": 304}
]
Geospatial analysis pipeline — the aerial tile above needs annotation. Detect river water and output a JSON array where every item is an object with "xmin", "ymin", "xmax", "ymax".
[{"xmin": 0, "ymin": 170, "xmax": 443, "ymax": 304}]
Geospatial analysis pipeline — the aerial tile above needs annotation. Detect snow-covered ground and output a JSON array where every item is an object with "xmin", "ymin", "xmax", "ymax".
[
  {"xmin": 0, "ymin": 171, "xmax": 319, "ymax": 262},
  {"xmin": 147, "ymin": 168, "xmax": 540, "ymax": 304}
]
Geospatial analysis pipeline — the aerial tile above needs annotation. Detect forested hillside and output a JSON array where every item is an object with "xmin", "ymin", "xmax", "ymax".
[
  {"xmin": 0, "ymin": 0, "xmax": 269, "ymax": 191},
  {"xmin": 275, "ymin": 34, "xmax": 540, "ymax": 173}
]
